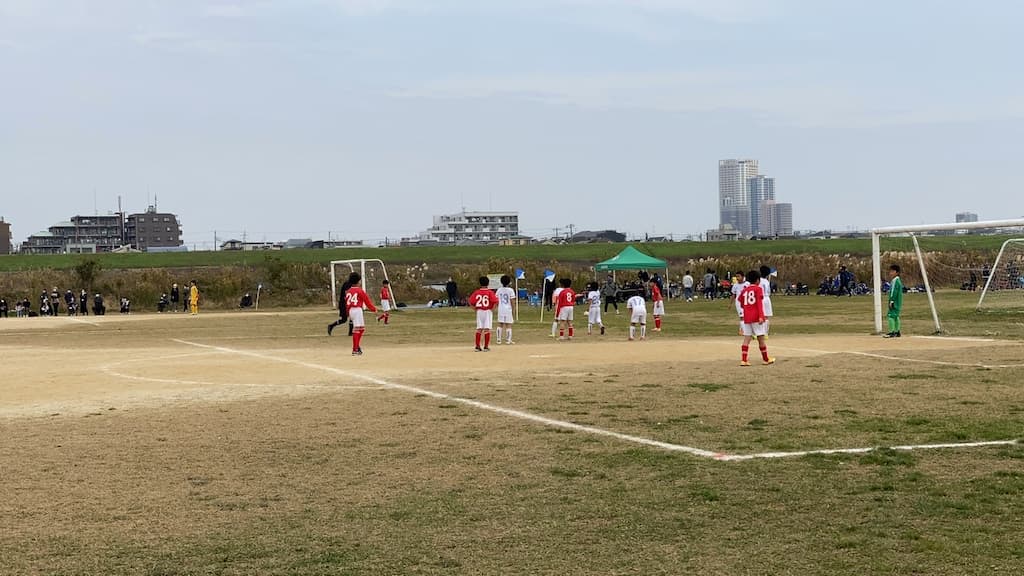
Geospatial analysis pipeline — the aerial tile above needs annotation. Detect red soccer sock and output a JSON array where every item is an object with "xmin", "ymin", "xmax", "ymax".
[
  {"xmin": 741, "ymin": 344, "xmax": 750, "ymax": 362},
  {"xmin": 559, "ymin": 329, "xmax": 564, "ymax": 337},
  {"xmin": 475, "ymin": 331, "xmax": 482, "ymax": 348},
  {"xmin": 384, "ymin": 313, "xmax": 389, "ymax": 325},
  {"xmin": 760, "ymin": 345, "xmax": 769, "ymax": 361},
  {"xmin": 568, "ymin": 327, "xmax": 574, "ymax": 337},
  {"xmin": 655, "ymin": 317, "xmax": 662, "ymax": 329},
  {"xmin": 353, "ymin": 328, "xmax": 364, "ymax": 351},
  {"xmin": 484, "ymin": 332, "xmax": 491, "ymax": 347}
]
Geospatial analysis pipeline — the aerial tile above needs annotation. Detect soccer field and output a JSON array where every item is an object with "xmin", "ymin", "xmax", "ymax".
[{"xmin": 2, "ymin": 295, "xmax": 1023, "ymax": 575}]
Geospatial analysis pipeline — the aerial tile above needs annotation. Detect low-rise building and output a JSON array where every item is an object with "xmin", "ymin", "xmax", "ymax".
[
  {"xmin": 404, "ymin": 210, "xmax": 519, "ymax": 245},
  {"xmin": 125, "ymin": 206, "xmax": 183, "ymax": 250}
]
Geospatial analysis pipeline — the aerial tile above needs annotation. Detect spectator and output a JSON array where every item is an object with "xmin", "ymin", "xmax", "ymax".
[
  {"xmin": 445, "ymin": 277, "xmax": 458, "ymax": 307},
  {"xmin": 158, "ymin": 293, "xmax": 170, "ymax": 313},
  {"xmin": 239, "ymin": 293, "xmax": 254, "ymax": 308},
  {"xmin": 93, "ymin": 293, "xmax": 106, "ymax": 316},
  {"xmin": 682, "ymin": 270, "xmax": 694, "ymax": 302},
  {"xmin": 703, "ymin": 268, "xmax": 717, "ymax": 300},
  {"xmin": 0, "ymin": 298, "xmax": 8, "ymax": 318},
  {"xmin": 170, "ymin": 283, "xmax": 181, "ymax": 312},
  {"xmin": 601, "ymin": 275, "xmax": 619, "ymax": 314},
  {"xmin": 79, "ymin": 289, "xmax": 88, "ymax": 316}
]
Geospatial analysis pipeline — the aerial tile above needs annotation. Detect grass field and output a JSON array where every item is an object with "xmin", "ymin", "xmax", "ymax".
[
  {"xmin": 2, "ymin": 291, "xmax": 1023, "ymax": 575},
  {"xmin": 0, "ymin": 234, "xmax": 1016, "ymax": 271}
]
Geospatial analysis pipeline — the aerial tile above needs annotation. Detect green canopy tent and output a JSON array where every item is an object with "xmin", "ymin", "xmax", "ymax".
[{"xmin": 594, "ymin": 245, "xmax": 669, "ymax": 288}]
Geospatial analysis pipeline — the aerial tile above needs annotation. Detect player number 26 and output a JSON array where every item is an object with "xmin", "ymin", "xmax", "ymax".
[{"xmin": 476, "ymin": 295, "xmax": 490, "ymax": 307}]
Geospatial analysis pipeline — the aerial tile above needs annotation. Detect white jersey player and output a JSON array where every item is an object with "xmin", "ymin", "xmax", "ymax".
[
  {"xmin": 495, "ymin": 276, "xmax": 516, "ymax": 344},
  {"xmin": 626, "ymin": 294, "xmax": 647, "ymax": 341},
  {"xmin": 758, "ymin": 266, "xmax": 774, "ymax": 334},
  {"xmin": 550, "ymin": 285, "xmax": 564, "ymax": 337},
  {"xmin": 584, "ymin": 282, "xmax": 605, "ymax": 335}
]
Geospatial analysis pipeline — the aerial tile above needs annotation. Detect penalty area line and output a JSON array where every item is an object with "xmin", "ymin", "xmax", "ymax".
[
  {"xmin": 171, "ymin": 338, "xmax": 719, "ymax": 459},
  {"xmin": 171, "ymin": 339, "xmax": 1021, "ymax": 462}
]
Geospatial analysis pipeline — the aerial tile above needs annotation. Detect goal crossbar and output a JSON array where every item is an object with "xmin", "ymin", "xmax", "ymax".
[
  {"xmin": 871, "ymin": 219, "xmax": 1024, "ymax": 334},
  {"xmin": 329, "ymin": 259, "xmax": 395, "ymax": 309}
]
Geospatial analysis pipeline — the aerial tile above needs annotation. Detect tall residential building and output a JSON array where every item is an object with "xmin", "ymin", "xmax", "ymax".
[
  {"xmin": 0, "ymin": 218, "xmax": 11, "ymax": 254},
  {"xmin": 748, "ymin": 175, "xmax": 775, "ymax": 237},
  {"xmin": 406, "ymin": 210, "xmax": 519, "ymax": 245},
  {"xmin": 124, "ymin": 206, "xmax": 183, "ymax": 250},
  {"xmin": 759, "ymin": 201, "xmax": 794, "ymax": 237},
  {"xmin": 718, "ymin": 159, "xmax": 758, "ymax": 236}
]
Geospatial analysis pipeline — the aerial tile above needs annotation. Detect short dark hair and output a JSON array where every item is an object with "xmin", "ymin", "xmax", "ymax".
[
  {"xmin": 348, "ymin": 272, "xmax": 361, "ymax": 284},
  {"xmin": 479, "ymin": 276, "xmax": 489, "ymax": 287},
  {"xmin": 381, "ymin": 279, "xmax": 389, "ymax": 285},
  {"xmin": 759, "ymin": 265, "xmax": 771, "ymax": 277},
  {"xmin": 746, "ymin": 269, "xmax": 761, "ymax": 284},
  {"xmin": 559, "ymin": 277, "xmax": 572, "ymax": 288},
  {"xmin": 889, "ymin": 264, "xmax": 901, "ymax": 273},
  {"xmin": 500, "ymin": 275, "xmax": 511, "ymax": 286}
]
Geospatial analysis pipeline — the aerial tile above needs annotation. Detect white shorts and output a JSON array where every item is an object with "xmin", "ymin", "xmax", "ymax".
[
  {"xmin": 497, "ymin": 308, "xmax": 514, "ymax": 324},
  {"xmin": 557, "ymin": 307, "xmax": 574, "ymax": 321},
  {"xmin": 630, "ymin": 309, "xmax": 647, "ymax": 324},
  {"xmin": 741, "ymin": 321, "xmax": 768, "ymax": 337},
  {"xmin": 652, "ymin": 301, "xmax": 664, "ymax": 315},
  {"xmin": 476, "ymin": 310, "xmax": 493, "ymax": 330},
  {"xmin": 380, "ymin": 300, "xmax": 391, "ymax": 312},
  {"xmin": 588, "ymin": 306, "xmax": 601, "ymax": 324},
  {"xmin": 349, "ymin": 307, "xmax": 365, "ymax": 328}
]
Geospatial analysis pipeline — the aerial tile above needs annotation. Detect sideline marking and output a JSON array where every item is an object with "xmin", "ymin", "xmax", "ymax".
[
  {"xmin": 912, "ymin": 335, "xmax": 995, "ymax": 342},
  {"xmin": 172, "ymin": 339, "xmax": 1019, "ymax": 462}
]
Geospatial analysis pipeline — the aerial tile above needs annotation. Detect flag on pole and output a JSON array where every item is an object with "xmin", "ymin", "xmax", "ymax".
[
  {"xmin": 769, "ymin": 268, "xmax": 778, "ymax": 277},
  {"xmin": 515, "ymin": 268, "xmax": 526, "ymax": 280},
  {"xmin": 544, "ymin": 269, "xmax": 555, "ymax": 282}
]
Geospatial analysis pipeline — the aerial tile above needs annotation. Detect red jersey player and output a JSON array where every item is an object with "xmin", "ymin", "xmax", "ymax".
[
  {"xmin": 555, "ymin": 277, "xmax": 576, "ymax": 340},
  {"xmin": 649, "ymin": 278, "xmax": 664, "ymax": 331},
  {"xmin": 738, "ymin": 269, "xmax": 774, "ymax": 366},
  {"xmin": 469, "ymin": 276, "xmax": 497, "ymax": 351},
  {"xmin": 376, "ymin": 279, "xmax": 392, "ymax": 325},
  {"xmin": 344, "ymin": 272, "xmax": 378, "ymax": 356}
]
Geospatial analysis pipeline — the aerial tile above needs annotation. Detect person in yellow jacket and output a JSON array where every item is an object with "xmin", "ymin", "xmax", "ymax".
[{"xmin": 189, "ymin": 280, "xmax": 200, "ymax": 315}]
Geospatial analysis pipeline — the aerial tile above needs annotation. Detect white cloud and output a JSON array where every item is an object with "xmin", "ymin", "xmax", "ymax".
[
  {"xmin": 389, "ymin": 70, "xmax": 1013, "ymax": 128},
  {"xmin": 203, "ymin": 3, "xmax": 246, "ymax": 19}
]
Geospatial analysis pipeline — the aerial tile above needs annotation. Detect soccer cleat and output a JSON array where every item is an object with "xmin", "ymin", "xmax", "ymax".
[
  {"xmin": 506, "ymin": 340, "xmax": 514, "ymax": 345},
  {"xmin": 740, "ymin": 361, "xmax": 751, "ymax": 366},
  {"xmin": 482, "ymin": 347, "xmax": 490, "ymax": 351},
  {"xmin": 495, "ymin": 340, "xmax": 502, "ymax": 345},
  {"xmin": 883, "ymin": 332, "xmax": 896, "ymax": 338},
  {"xmin": 327, "ymin": 323, "xmax": 334, "ymax": 336},
  {"xmin": 475, "ymin": 346, "xmax": 483, "ymax": 352},
  {"xmin": 895, "ymin": 331, "xmax": 901, "ymax": 337},
  {"xmin": 628, "ymin": 337, "xmax": 635, "ymax": 341},
  {"xmin": 763, "ymin": 358, "xmax": 775, "ymax": 365},
  {"xmin": 352, "ymin": 348, "xmax": 363, "ymax": 356},
  {"xmin": 600, "ymin": 326, "xmax": 605, "ymax": 335}
]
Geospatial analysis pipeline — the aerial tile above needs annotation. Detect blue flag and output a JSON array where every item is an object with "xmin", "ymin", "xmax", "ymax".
[
  {"xmin": 515, "ymin": 268, "xmax": 526, "ymax": 280},
  {"xmin": 543, "ymin": 269, "xmax": 555, "ymax": 282}
]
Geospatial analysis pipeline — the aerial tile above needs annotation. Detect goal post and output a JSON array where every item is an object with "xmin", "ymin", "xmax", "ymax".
[
  {"xmin": 977, "ymin": 238, "xmax": 1024, "ymax": 309},
  {"xmin": 871, "ymin": 219, "xmax": 1024, "ymax": 335},
  {"xmin": 329, "ymin": 259, "xmax": 395, "ymax": 309}
]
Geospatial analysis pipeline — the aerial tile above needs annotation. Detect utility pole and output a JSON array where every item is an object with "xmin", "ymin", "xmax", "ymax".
[{"xmin": 567, "ymin": 223, "xmax": 575, "ymax": 241}]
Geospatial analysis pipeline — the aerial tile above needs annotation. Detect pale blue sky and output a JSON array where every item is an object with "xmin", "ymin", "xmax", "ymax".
[{"xmin": 2, "ymin": 0, "xmax": 1022, "ymax": 247}]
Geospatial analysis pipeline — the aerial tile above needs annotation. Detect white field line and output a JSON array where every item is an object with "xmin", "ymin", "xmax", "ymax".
[
  {"xmin": 172, "ymin": 339, "xmax": 1020, "ymax": 462},
  {"xmin": 715, "ymin": 440, "xmax": 1019, "ymax": 462},
  {"xmin": 68, "ymin": 317, "xmax": 101, "ymax": 327},
  {"xmin": 912, "ymin": 335, "xmax": 995, "ymax": 342},
  {"xmin": 100, "ymin": 350, "xmax": 381, "ymax": 390},
  {"xmin": 774, "ymin": 345, "xmax": 1024, "ymax": 369}
]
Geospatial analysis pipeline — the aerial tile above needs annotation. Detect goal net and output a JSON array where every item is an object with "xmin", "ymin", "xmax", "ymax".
[
  {"xmin": 330, "ymin": 259, "xmax": 395, "ymax": 309},
  {"xmin": 870, "ymin": 219, "xmax": 1024, "ymax": 334},
  {"xmin": 978, "ymin": 238, "xmax": 1024, "ymax": 310}
]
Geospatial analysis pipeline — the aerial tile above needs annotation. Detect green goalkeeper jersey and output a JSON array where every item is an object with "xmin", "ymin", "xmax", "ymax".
[{"xmin": 888, "ymin": 276, "xmax": 903, "ymax": 314}]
